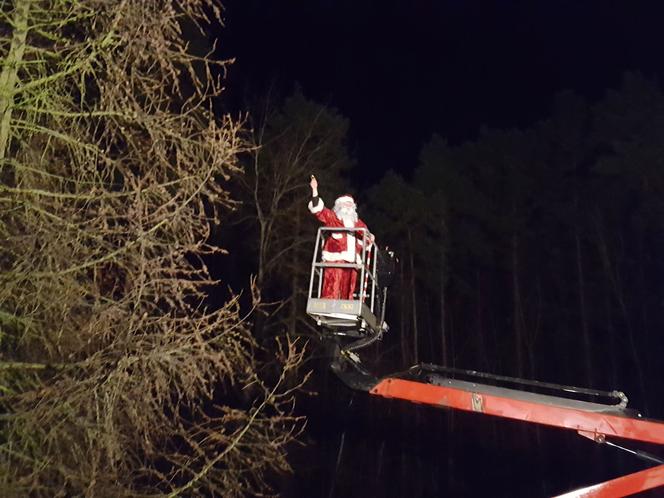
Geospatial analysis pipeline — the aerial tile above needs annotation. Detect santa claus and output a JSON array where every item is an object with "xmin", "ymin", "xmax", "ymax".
[{"xmin": 308, "ymin": 175, "xmax": 373, "ymax": 300}]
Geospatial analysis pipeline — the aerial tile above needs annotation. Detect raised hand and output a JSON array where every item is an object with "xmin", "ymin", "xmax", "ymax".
[{"xmin": 310, "ymin": 175, "xmax": 318, "ymax": 194}]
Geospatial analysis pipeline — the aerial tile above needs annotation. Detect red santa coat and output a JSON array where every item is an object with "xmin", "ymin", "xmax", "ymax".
[{"xmin": 309, "ymin": 197, "xmax": 371, "ymax": 299}]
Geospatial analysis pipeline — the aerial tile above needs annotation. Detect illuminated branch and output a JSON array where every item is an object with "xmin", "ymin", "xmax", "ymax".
[{"xmin": 0, "ymin": 1, "xmax": 306, "ymax": 496}]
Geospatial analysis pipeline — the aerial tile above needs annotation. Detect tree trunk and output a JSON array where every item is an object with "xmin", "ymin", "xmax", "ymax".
[
  {"xmin": 575, "ymin": 229, "xmax": 593, "ymax": 386},
  {"xmin": 476, "ymin": 268, "xmax": 488, "ymax": 370},
  {"xmin": 423, "ymin": 293, "xmax": 433, "ymax": 362},
  {"xmin": 288, "ymin": 206, "xmax": 302, "ymax": 335},
  {"xmin": 605, "ymin": 271, "xmax": 618, "ymax": 387},
  {"xmin": 595, "ymin": 218, "xmax": 647, "ymax": 407},
  {"xmin": 399, "ymin": 258, "xmax": 408, "ymax": 365},
  {"xmin": 440, "ymin": 243, "xmax": 448, "ymax": 366},
  {"xmin": 636, "ymin": 220, "xmax": 650, "ymax": 371},
  {"xmin": 511, "ymin": 231, "xmax": 524, "ymax": 377},
  {"xmin": 0, "ymin": 0, "xmax": 31, "ymax": 162},
  {"xmin": 408, "ymin": 229, "xmax": 418, "ymax": 363}
]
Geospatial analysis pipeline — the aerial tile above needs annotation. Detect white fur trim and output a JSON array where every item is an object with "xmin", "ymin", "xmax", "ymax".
[
  {"xmin": 322, "ymin": 234, "xmax": 356, "ymax": 262},
  {"xmin": 335, "ymin": 195, "xmax": 354, "ymax": 204},
  {"xmin": 308, "ymin": 198, "xmax": 324, "ymax": 214}
]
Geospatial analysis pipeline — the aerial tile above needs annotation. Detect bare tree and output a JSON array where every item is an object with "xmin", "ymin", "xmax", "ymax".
[
  {"xmin": 0, "ymin": 1, "xmax": 306, "ymax": 496},
  {"xmin": 237, "ymin": 89, "xmax": 353, "ymax": 339}
]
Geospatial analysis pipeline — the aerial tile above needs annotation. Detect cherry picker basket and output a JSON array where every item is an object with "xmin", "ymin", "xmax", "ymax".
[{"xmin": 306, "ymin": 226, "xmax": 388, "ymax": 339}]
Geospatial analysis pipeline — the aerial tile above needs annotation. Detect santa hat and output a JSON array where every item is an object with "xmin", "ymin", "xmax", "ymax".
[{"xmin": 334, "ymin": 195, "xmax": 356, "ymax": 206}]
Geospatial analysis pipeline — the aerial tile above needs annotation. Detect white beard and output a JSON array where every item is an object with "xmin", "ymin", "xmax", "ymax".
[{"xmin": 335, "ymin": 206, "xmax": 358, "ymax": 227}]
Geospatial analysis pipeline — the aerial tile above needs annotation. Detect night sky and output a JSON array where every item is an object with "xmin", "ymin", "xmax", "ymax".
[{"xmin": 219, "ymin": 0, "xmax": 664, "ymax": 187}]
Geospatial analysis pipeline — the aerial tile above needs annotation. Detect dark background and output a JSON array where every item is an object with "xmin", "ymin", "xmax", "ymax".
[
  {"xmin": 214, "ymin": 1, "xmax": 664, "ymax": 496},
  {"xmin": 219, "ymin": 0, "xmax": 664, "ymax": 185}
]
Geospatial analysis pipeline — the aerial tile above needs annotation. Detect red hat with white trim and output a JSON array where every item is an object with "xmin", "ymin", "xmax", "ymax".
[{"xmin": 334, "ymin": 195, "xmax": 356, "ymax": 208}]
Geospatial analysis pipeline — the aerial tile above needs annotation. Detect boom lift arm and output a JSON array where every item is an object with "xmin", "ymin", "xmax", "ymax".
[{"xmin": 331, "ymin": 356, "xmax": 664, "ymax": 497}]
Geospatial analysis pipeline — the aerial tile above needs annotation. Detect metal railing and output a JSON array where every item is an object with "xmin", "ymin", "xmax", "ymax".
[{"xmin": 307, "ymin": 227, "xmax": 378, "ymax": 312}]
